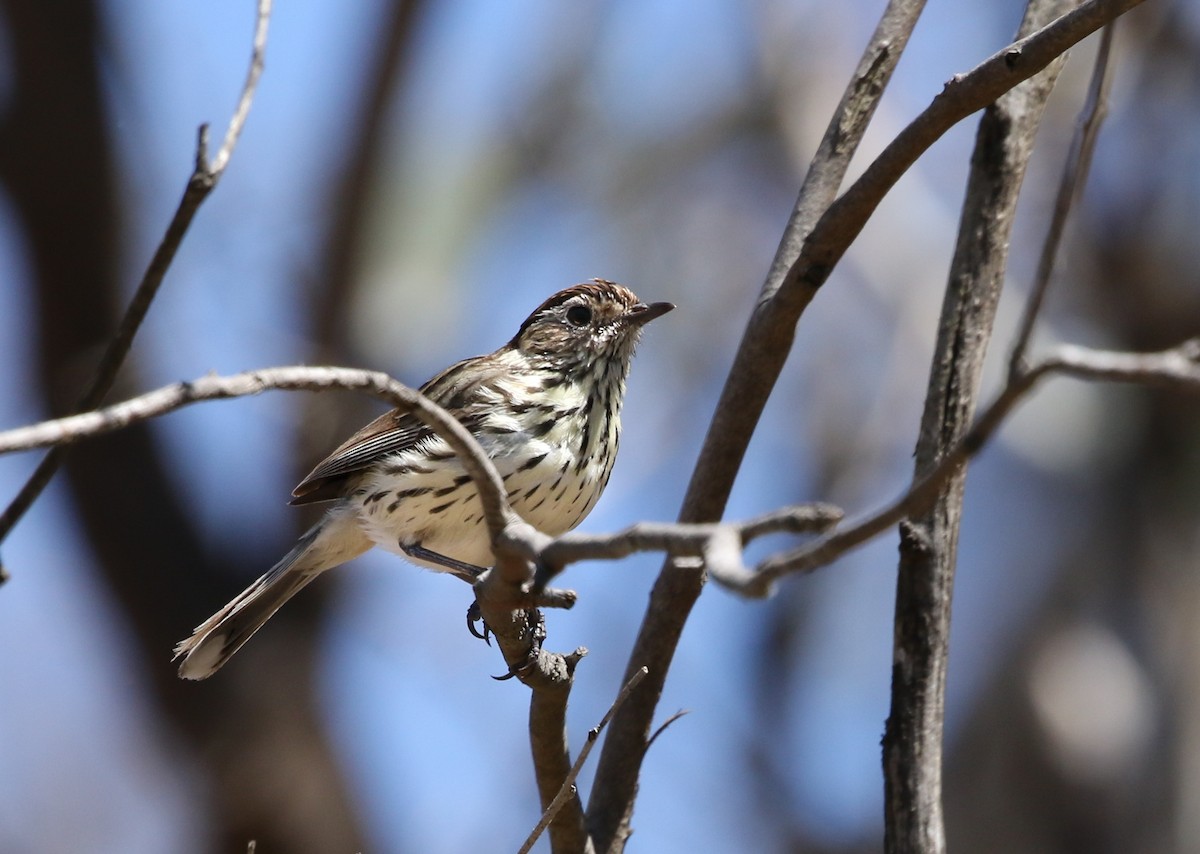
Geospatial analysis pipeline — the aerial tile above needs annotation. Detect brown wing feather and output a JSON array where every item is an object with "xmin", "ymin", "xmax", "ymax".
[
  {"xmin": 289, "ymin": 353, "xmax": 506, "ymax": 505},
  {"xmin": 289, "ymin": 409, "xmax": 428, "ymax": 505}
]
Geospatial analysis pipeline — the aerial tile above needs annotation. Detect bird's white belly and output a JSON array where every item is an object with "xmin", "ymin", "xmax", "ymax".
[{"xmin": 351, "ymin": 432, "xmax": 604, "ymax": 572}]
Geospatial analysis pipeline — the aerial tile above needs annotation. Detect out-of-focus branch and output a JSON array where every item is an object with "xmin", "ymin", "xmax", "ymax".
[
  {"xmin": 880, "ymin": 3, "xmax": 1073, "ymax": 849},
  {"xmin": 309, "ymin": 0, "xmax": 424, "ymax": 352},
  {"xmin": 719, "ymin": 337, "xmax": 1200, "ymax": 594},
  {"xmin": 0, "ymin": 2, "xmax": 369, "ymax": 848},
  {"xmin": 0, "ymin": 0, "xmax": 273, "ymax": 560},
  {"xmin": 587, "ymin": 2, "xmax": 930, "ymax": 847},
  {"xmin": 796, "ymin": 0, "xmax": 1146, "ymax": 297},
  {"xmin": 1009, "ymin": 24, "xmax": 1116, "ymax": 375},
  {"xmin": 586, "ymin": 2, "xmax": 1148, "ymax": 847},
  {"xmin": 297, "ymin": 0, "xmax": 427, "ymax": 484}
]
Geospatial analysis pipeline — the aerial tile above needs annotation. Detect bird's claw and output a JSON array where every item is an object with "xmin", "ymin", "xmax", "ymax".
[
  {"xmin": 492, "ymin": 664, "xmax": 520, "ymax": 681},
  {"xmin": 490, "ymin": 610, "xmax": 544, "ymax": 680},
  {"xmin": 466, "ymin": 601, "xmax": 491, "ymax": 645},
  {"xmin": 491, "ymin": 646, "xmax": 537, "ymax": 682}
]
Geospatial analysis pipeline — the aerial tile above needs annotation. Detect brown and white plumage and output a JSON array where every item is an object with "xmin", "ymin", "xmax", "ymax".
[{"xmin": 174, "ymin": 280, "xmax": 672, "ymax": 679}]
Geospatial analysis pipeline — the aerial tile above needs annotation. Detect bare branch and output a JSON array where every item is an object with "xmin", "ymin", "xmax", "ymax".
[
  {"xmin": 645, "ymin": 709, "xmax": 689, "ymax": 752},
  {"xmin": 1009, "ymin": 24, "xmax": 1116, "ymax": 375},
  {"xmin": 531, "ymin": 503, "xmax": 842, "ymax": 587},
  {"xmin": 797, "ymin": 0, "xmax": 1147, "ymax": 298},
  {"xmin": 1043, "ymin": 339, "xmax": 1200, "ymax": 386},
  {"xmin": 0, "ymin": 361, "xmax": 565, "ymax": 717},
  {"xmin": 717, "ymin": 338, "xmax": 1200, "ymax": 595},
  {"xmin": 0, "ymin": 0, "xmax": 273, "ymax": 555},
  {"xmin": 0, "ymin": 366, "xmax": 519, "ymax": 547},
  {"xmin": 519, "ymin": 668, "xmax": 648, "ymax": 854},
  {"xmin": 7, "ymin": 339, "xmax": 1191, "ymax": 609},
  {"xmin": 0, "ymin": 364, "xmax": 842, "ymax": 589},
  {"xmin": 473, "ymin": 555, "xmax": 593, "ymax": 851},
  {"xmin": 523, "ymin": 643, "xmax": 591, "ymax": 854},
  {"xmin": 677, "ymin": 0, "xmax": 929, "ymax": 536},
  {"xmin": 588, "ymin": 2, "xmax": 1149, "ymax": 847},
  {"xmin": 208, "ymin": 0, "xmax": 271, "ymax": 176},
  {"xmin": 880, "ymin": 2, "xmax": 1073, "ymax": 843}
]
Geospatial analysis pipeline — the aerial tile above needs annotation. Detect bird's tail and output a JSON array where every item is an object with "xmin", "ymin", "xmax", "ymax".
[{"xmin": 174, "ymin": 512, "xmax": 369, "ymax": 680}]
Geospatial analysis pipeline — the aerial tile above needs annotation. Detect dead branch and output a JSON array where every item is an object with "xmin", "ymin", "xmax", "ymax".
[
  {"xmin": 1009, "ymin": 24, "xmax": 1116, "ymax": 375},
  {"xmin": 0, "ymin": 0, "xmax": 273, "ymax": 559},
  {"xmin": 519, "ymin": 667, "xmax": 648, "ymax": 854},
  {"xmin": 586, "ymin": 2, "xmax": 931, "ymax": 846},
  {"xmin": 0, "ymin": 365, "xmax": 524, "ymax": 544},
  {"xmin": 5, "ymin": 339, "xmax": 1193, "ymax": 605}
]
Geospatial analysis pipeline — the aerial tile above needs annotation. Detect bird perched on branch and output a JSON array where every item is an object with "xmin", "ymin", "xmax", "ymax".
[{"xmin": 175, "ymin": 280, "xmax": 673, "ymax": 679}]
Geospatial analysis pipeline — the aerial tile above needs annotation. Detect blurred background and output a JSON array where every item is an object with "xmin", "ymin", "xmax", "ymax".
[{"xmin": 0, "ymin": 1, "xmax": 1197, "ymax": 851}]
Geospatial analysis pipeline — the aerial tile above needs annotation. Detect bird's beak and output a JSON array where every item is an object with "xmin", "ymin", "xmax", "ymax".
[{"xmin": 625, "ymin": 301, "xmax": 675, "ymax": 327}]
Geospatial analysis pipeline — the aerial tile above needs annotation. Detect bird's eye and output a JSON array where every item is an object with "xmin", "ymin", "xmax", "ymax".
[{"xmin": 565, "ymin": 304, "xmax": 592, "ymax": 327}]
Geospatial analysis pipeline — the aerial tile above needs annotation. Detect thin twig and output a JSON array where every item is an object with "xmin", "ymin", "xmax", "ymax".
[
  {"xmin": 727, "ymin": 339, "xmax": 1200, "ymax": 595},
  {"xmin": 0, "ymin": 0, "xmax": 273, "ymax": 561},
  {"xmin": 645, "ymin": 709, "xmax": 690, "ymax": 752},
  {"xmin": 531, "ymin": 504, "xmax": 843, "ymax": 586},
  {"xmin": 518, "ymin": 667, "xmax": 649, "ymax": 854},
  {"xmin": 795, "ymin": 0, "xmax": 1146, "ymax": 298},
  {"xmin": 209, "ymin": 0, "xmax": 271, "ymax": 176},
  {"xmin": 1009, "ymin": 23, "xmax": 1116, "ymax": 376},
  {"xmin": 1043, "ymin": 340, "xmax": 1200, "ymax": 386}
]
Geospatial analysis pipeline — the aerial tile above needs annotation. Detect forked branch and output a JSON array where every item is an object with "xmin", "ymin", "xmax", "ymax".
[
  {"xmin": 0, "ymin": 0, "xmax": 274, "ymax": 559},
  {"xmin": 5, "ymin": 339, "xmax": 1195, "ymax": 602}
]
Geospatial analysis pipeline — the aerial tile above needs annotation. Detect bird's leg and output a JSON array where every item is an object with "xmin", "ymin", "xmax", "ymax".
[
  {"xmin": 400, "ymin": 543, "xmax": 487, "ymax": 582},
  {"xmin": 399, "ymin": 542, "xmax": 494, "ymax": 643}
]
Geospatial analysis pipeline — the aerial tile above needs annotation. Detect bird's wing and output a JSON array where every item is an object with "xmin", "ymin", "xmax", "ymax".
[{"xmin": 289, "ymin": 355, "xmax": 502, "ymax": 505}]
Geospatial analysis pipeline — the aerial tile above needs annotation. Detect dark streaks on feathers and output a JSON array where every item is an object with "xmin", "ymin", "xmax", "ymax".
[{"xmin": 519, "ymin": 452, "xmax": 549, "ymax": 472}]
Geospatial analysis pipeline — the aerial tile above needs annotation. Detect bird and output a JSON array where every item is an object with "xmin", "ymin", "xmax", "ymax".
[{"xmin": 174, "ymin": 280, "xmax": 673, "ymax": 679}]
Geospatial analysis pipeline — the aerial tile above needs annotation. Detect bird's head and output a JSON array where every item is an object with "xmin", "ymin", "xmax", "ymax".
[{"xmin": 511, "ymin": 279, "xmax": 674, "ymax": 371}]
